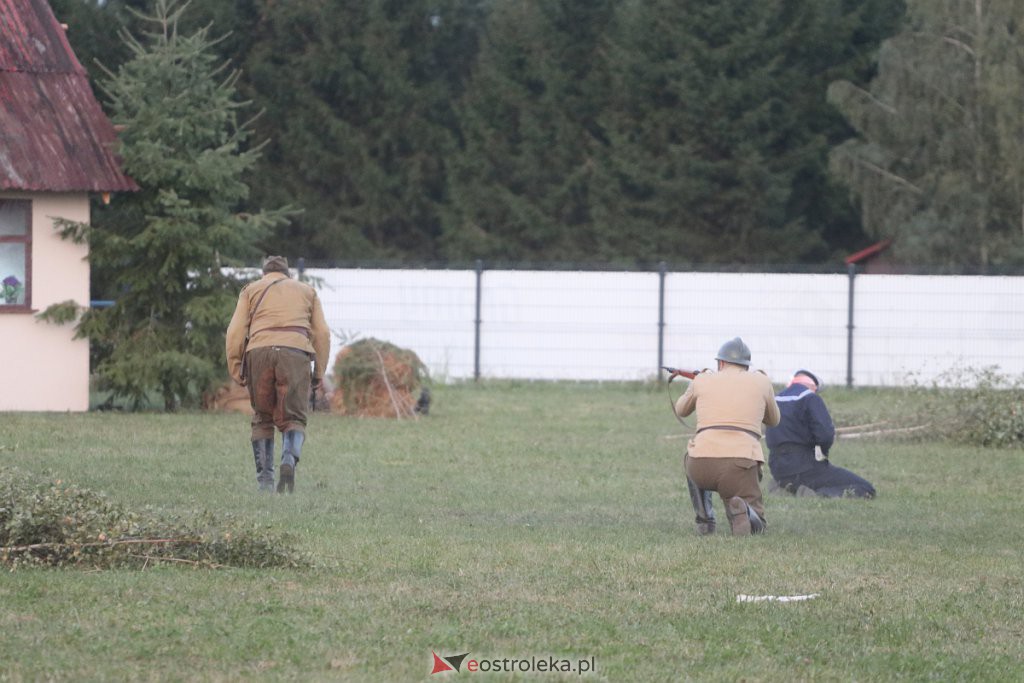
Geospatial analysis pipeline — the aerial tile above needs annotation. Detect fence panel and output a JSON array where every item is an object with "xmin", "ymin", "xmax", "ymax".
[
  {"xmin": 663, "ymin": 273, "xmax": 849, "ymax": 384},
  {"xmin": 309, "ymin": 268, "xmax": 477, "ymax": 380},
  {"xmin": 855, "ymin": 275, "xmax": 1024, "ymax": 385},
  {"xmin": 480, "ymin": 270, "xmax": 659, "ymax": 380},
  {"xmin": 307, "ymin": 266, "xmax": 1024, "ymax": 386}
]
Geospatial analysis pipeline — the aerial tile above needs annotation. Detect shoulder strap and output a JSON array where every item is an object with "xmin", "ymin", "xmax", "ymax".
[{"xmin": 247, "ymin": 278, "xmax": 285, "ymax": 332}]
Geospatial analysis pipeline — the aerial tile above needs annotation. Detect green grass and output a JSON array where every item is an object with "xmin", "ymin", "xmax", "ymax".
[{"xmin": 2, "ymin": 382, "xmax": 1022, "ymax": 681}]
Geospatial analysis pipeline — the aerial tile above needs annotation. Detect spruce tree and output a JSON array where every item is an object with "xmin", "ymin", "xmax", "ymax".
[
  {"xmin": 828, "ymin": 0, "xmax": 1024, "ymax": 267},
  {"xmin": 444, "ymin": 0, "xmax": 616, "ymax": 263},
  {"xmin": 49, "ymin": 0, "xmax": 290, "ymax": 410},
  {"xmin": 240, "ymin": 0, "xmax": 483, "ymax": 262},
  {"xmin": 595, "ymin": 0, "xmax": 902, "ymax": 265}
]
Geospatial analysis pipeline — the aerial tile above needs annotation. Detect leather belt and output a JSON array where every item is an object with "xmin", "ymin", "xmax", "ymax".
[
  {"xmin": 257, "ymin": 325, "xmax": 311, "ymax": 338},
  {"xmin": 696, "ymin": 425, "xmax": 763, "ymax": 440}
]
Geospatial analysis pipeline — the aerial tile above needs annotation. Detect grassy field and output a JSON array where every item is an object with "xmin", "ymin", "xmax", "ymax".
[{"xmin": 1, "ymin": 381, "xmax": 1022, "ymax": 681}]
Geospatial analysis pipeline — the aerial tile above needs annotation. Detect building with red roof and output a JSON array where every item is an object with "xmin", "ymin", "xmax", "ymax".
[{"xmin": 1, "ymin": 0, "xmax": 136, "ymax": 410}]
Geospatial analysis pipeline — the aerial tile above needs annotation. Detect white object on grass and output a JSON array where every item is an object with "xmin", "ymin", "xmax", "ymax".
[{"xmin": 736, "ymin": 593, "xmax": 820, "ymax": 603}]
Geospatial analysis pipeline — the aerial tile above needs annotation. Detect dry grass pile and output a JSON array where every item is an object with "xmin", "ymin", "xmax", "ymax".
[
  {"xmin": 329, "ymin": 338, "xmax": 428, "ymax": 418},
  {"xmin": 203, "ymin": 382, "xmax": 251, "ymax": 413}
]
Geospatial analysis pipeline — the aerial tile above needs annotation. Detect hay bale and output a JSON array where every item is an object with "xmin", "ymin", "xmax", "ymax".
[
  {"xmin": 330, "ymin": 339, "xmax": 428, "ymax": 418},
  {"xmin": 204, "ymin": 378, "xmax": 330, "ymax": 415},
  {"xmin": 204, "ymin": 381, "xmax": 252, "ymax": 414}
]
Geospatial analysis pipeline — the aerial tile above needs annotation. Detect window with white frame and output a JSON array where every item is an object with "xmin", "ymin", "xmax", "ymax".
[{"xmin": 0, "ymin": 199, "xmax": 31, "ymax": 309}]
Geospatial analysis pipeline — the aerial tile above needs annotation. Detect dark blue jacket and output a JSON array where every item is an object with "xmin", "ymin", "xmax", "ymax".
[{"xmin": 765, "ymin": 384, "xmax": 835, "ymax": 478}]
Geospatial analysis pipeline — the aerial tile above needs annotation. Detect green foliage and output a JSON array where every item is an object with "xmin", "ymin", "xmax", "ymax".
[
  {"xmin": 238, "ymin": 0, "xmax": 483, "ymax": 260},
  {"xmin": 54, "ymin": 0, "xmax": 905, "ymax": 267},
  {"xmin": 829, "ymin": 0, "xmax": 1024, "ymax": 267},
  {"xmin": 446, "ymin": 0, "xmax": 902, "ymax": 265},
  {"xmin": 0, "ymin": 468, "xmax": 306, "ymax": 569},
  {"xmin": 444, "ymin": 0, "xmax": 617, "ymax": 262},
  {"xmin": 905, "ymin": 367, "xmax": 1024, "ymax": 447},
  {"xmin": 35, "ymin": 300, "xmax": 81, "ymax": 326},
  {"xmin": 49, "ymin": 0, "xmax": 150, "ymax": 82},
  {"xmin": 62, "ymin": 0, "xmax": 291, "ymax": 410}
]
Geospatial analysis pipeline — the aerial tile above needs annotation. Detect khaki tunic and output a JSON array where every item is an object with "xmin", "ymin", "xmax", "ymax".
[
  {"xmin": 674, "ymin": 365, "xmax": 780, "ymax": 462},
  {"xmin": 225, "ymin": 272, "xmax": 331, "ymax": 385}
]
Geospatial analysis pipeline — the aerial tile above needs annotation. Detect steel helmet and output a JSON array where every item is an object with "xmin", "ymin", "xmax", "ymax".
[{"xmin": 715, "ymin": 337, "xmax": 751, "ymax": 366}]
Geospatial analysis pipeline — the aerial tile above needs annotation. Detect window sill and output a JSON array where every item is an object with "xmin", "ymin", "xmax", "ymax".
[{"xmin": 0, "ymin": 304, "xmax": 35, "ymax": 314}]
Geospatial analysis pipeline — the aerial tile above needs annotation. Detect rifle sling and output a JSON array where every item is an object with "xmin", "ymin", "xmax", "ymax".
[{"xmin": 240, "ymin": 278, "xmax": 285, "ymax": 380}]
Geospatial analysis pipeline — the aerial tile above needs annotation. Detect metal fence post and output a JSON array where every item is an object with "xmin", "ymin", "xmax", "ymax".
[
  {"xmin": 846, "ymin": 262, "xmax": 857, "ymax": 388},
  {"xmin": 657, "ymin": 261, "xmax": 667, "ymax": 380},
  {"xmin": 474, "ymin": 259, "xmax": 483, "ymax": 382}
]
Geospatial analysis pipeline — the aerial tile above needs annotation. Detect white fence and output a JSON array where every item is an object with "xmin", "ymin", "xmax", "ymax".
[{"xmin": 307, "ymin": 268, "xmax": 1024, "ymax": 387}]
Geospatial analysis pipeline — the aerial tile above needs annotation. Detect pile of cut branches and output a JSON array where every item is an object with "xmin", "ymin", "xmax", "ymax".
[
  {"xmin": 0, "ymin": 469, "xmax": 307, "ymax": 570},
  {"xmin": 330, "ymin": 338, "xmax": 429, "ymax": 418}
]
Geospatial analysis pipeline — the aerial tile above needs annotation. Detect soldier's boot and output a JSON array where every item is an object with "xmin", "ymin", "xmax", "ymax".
[
  {"xmin": 686, "ymin": 477, "xmax": 716, "ymax": 535},
  {"xmin": 278, "ymin": 430, "xmax": 304, "ymax": 494},
  {"xmin": 252, "ymin": 439, "xmax": 275, "ymax": 492},
  {"xmin": 726, "ymin": 496, "xmax": 767, "ymax": 536}
]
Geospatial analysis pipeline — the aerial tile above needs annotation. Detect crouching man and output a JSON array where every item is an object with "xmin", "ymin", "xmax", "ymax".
[
  {"xmin": 766, "ymin": 370, "xmax": 876, "ymax": 498},
  {"xmin": 675, "ymin": 337, "xmax": 780, "ymax": 536}
]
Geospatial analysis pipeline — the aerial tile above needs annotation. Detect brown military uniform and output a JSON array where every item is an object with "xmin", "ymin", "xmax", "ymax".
[
  {"xmin": 675, "ymin": 365, "xmax": 780, "ymax": 519},
  {"xmin": 225, "ymin": 271, "xmax": 330, "ymax": 440}
]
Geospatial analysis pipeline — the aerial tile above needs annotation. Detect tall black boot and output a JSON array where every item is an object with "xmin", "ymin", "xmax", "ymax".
[
  {"xmin": 278, "ymin": 430, "xmax": 305, "ymax": 494},
  {"xmin": 252, "ymin": 438, "xmax": 275, "ymax": 492},
  {"xmin": 746, "ymin": 504, "xmax": 766, "ymax": 534},
  {"xmin": 686, "ymin": 477, "xmax": 716, "ymax": 535}
]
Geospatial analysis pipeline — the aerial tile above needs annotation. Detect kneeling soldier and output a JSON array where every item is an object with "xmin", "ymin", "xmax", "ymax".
[{"xmin": 675, "ymin": 337, "xmax": 780, "ymax": 536}]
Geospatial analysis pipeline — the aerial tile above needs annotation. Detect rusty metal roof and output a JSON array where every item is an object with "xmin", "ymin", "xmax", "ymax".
[{"xmin": 0, "ymin": 0, "xmax": 137, "ymax": 192}]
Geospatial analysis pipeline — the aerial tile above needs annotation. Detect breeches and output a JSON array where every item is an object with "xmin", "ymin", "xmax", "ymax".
[
  {"xmin": 246, "ymin": 345, "xmax": 312, "ymax": 440},
  {"xmin": 685, "ymin": 455, "xmax": 765, "ymax": 519}
]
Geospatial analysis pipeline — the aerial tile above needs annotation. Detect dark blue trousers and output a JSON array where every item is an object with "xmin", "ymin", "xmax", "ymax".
[{"xmin": 777, "ymin": 461, "xmax": 876, "ymax": 499}]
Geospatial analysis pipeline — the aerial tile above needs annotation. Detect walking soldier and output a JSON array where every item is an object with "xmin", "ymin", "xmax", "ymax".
[{"xmin": 226, "ymin": 256, "xmax": 330, "ymax": 493}]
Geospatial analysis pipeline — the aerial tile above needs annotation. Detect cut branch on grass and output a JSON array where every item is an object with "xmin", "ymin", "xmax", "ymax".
[
  {"xmin": 0, "ymin": 537, "xmax": 198, "ymax": 553},
  {"xmin": 835, "ymin": 421, "xmax": 890, "ymax": 434},
  {"xmin": 126, "ymin": 553, "xmax": 228, "ymax": 569},
  {"xmin": 839, "ymin": 424, "xmax": 931, "ymax": 439}
]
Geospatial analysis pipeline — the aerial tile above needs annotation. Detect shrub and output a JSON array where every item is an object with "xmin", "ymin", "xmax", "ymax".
[
  {"xmin": 0, "ymin": 469, "xmax": 307, "ymax": 570},
  {"xmin": 909, "ymin": 367, "xmax": 1024, "ymax": 447}
]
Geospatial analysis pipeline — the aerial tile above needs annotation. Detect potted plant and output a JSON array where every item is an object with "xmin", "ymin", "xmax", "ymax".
[{"xmin": 2, "ymin": 275, "xmax": 23, "ymax": 305}]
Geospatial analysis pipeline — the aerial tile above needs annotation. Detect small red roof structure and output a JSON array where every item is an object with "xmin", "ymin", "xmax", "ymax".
[
  {"xmin": 0, "ymin": 0, "xmax": 137, "ymax": 192},
  {"xmin": 845, "ymin": 238, "xmax": 893, "ymax": 266}
]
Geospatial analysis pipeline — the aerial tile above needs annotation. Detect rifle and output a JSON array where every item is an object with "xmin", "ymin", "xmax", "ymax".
[
  {"xmin": 661, "ymin": 366, "xmax": 704, "ymax": 381},
  {"xmin": 662, "ymin": 366, "xmax": 703, "ymax": 426}
]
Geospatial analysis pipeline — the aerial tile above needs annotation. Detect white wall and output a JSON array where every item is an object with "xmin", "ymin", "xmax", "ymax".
[
  {"xmin": 308, "ymin": 268, "xmax": 1024, "ymax": 387},
  {"xmin": 0, "ymin": 192, "xmax": 90, "ymax": 411}
]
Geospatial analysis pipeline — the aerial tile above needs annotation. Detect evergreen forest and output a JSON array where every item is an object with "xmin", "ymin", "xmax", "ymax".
[{"xmin": 51, "ymin": 0, "xmax": 1024, "ymax": 269}]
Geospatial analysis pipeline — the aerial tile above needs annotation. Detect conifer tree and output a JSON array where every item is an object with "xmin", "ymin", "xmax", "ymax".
[
  {"xmin": 240, "ymin": 0, "xmax": 483, "ymax": 261},
  {"xmin": 828, "ymin": 0, "xmax": 1024, "ymax": 267},
  {"xmin": 443, "ymin": 0, "xmax": 616, "ymax": 263},
  {"xmin": 50, "ymin": 0, "xmax": 290, "ymax": 410},
  {"xmin": 595, "ymin": 0, "xmax": 902, "ymax": 265}
]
